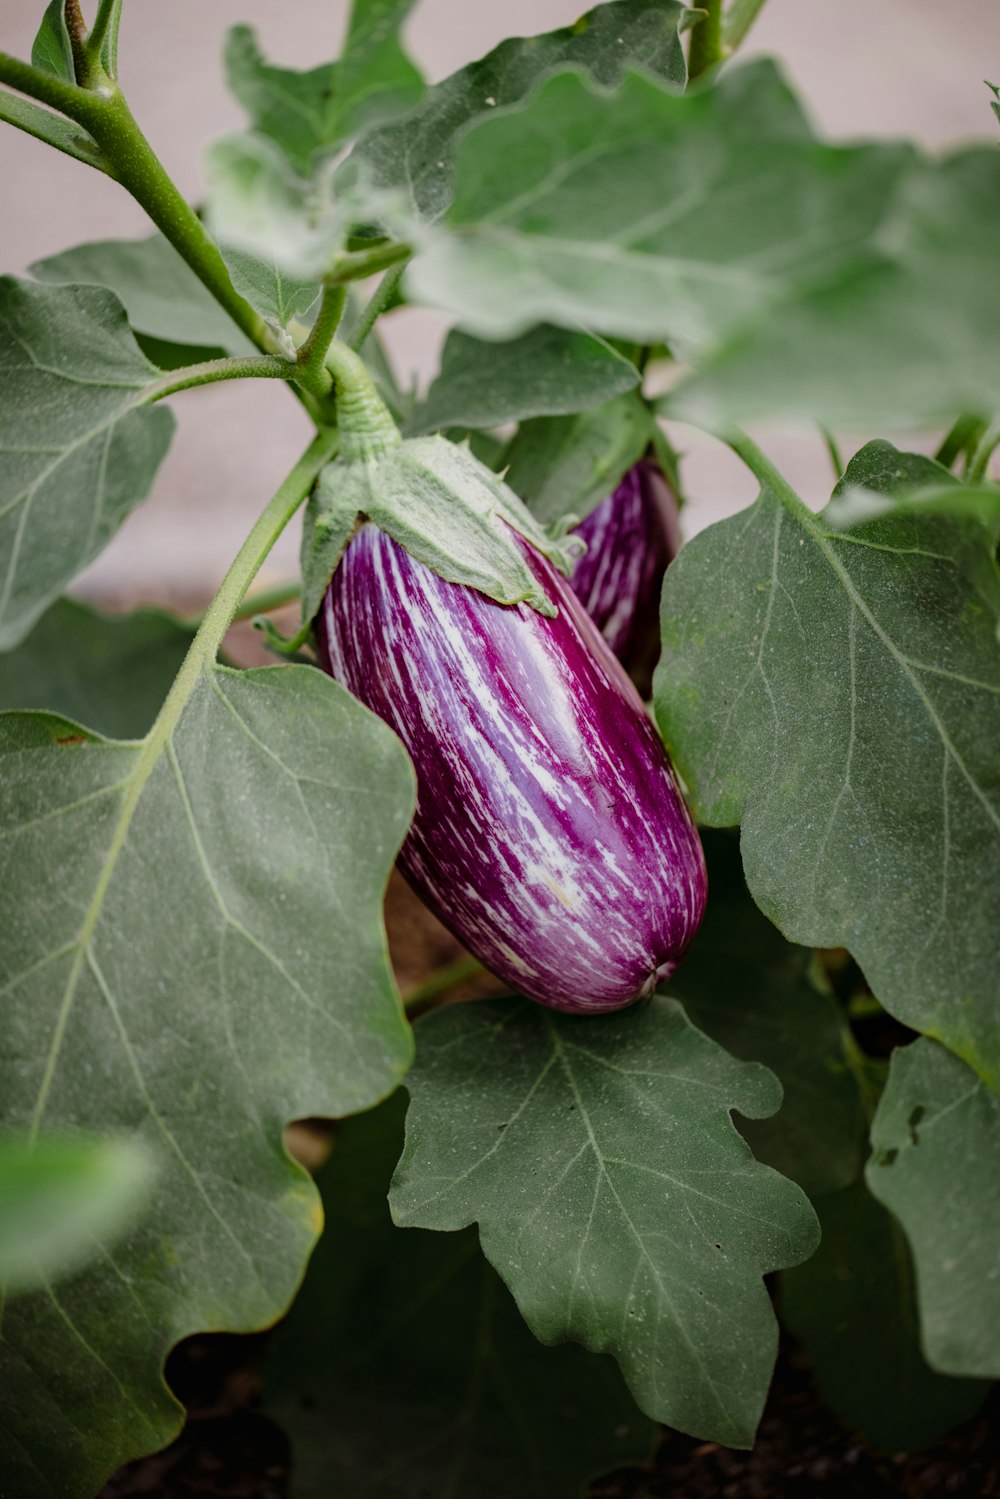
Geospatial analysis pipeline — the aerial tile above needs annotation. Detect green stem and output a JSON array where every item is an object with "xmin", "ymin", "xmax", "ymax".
[
  {"xmin": 229, "ymin": 579, "xmax": 300, "ymax": 624},
  {"xmin": 688, "ymin": 0, "xmax": 724, "ymax": 79},
  {"xmin": 402, "ymin": 955, "xmax": 486, "ymax": 1015},
  {"xmin": 295, "ymin": 285, "xmax": 344, "ymax": 397},
  {"xmin": 330, "ymin": 240, "xmax": 410, "ymax": 284},
  {"xmin": 723, "ymin": 0, "xmax": 771, "ymax": 53},
  {"xmin": 965, "ymin": 420, "xmax": 1000, "ymax": 482},
  {"xmin": 348, "ymin": 263, "xmax": 406, "ymax": 353},
  {"xmin": 141, "ymin": 355, "xmax": 296, "ymax": 405},
  {"xmin": 324, "ymin": 339, "xmax": 400, "ymax": 460},
  {"xmin": 85, "ymin": 0, "xmax": 123, "ymax": 78},
  {"xmin": 722, "ymin": 427, "xmax": 816, "ymax": 524},
  {"xmin": 820, "ymin": 426, "xmax": 844, "ymax": 479},
  {"xmin": 0, "ymin": 50, "xmax": 97, "ymax": 123},
  {"xmin": 935, "ymin": 414, "xmax": 985, "ymax": 470},
  {"xmin": 64, "ymin": 0, "xmax": 89, "ymax": 79}
]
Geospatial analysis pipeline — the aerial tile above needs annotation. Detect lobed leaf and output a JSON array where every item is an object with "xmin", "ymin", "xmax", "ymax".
[
  {"xmin": 673, "ymin": 150, "xmax": 1000, "ymax": 426},
  {"xmin": 866, "ymin": 1039, "xmax": 1000, "ymax": 1379},
  {"xmin": 0, "ymin": 664, "xmax": 415, "ymax": 1495},
  {"xmin": 397, "ymin": 61, "xmax": 912, "ymax": 347},
  {"xmin": 409, "ymin": 325, "xmax": 639, "ymax": 435},
  {"xmin": 780, "ymin": 1179, "xmax": 990, "ymax": 1450},
  {"xmin": 266, "ymin": 1093, "xmax": 654, "ymax": 1498},
  {"xmin": 655, "ymin": 444, "xmax": 1000, "ymax": 1086},
  {"xmin": 391, "ymin": 996, "xmax": 819, "ymax": 1448},
  {"xmin": 0, "ymin": 279, "xmax": 174, "ymax": 650}
]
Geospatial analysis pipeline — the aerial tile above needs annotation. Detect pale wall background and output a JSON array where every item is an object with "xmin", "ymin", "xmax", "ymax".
[{"xmin": 2, "ymin": 0, "xmax": 999, "ymax": 602}]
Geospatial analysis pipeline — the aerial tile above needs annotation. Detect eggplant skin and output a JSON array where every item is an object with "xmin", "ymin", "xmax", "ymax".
[
  {"xmin": 570, "ymin": 459, "xmax": 680, "ymax": 695},
  {"xmin": 316, "ymin": 523, "xmax": 706, "ymax": 1014}
]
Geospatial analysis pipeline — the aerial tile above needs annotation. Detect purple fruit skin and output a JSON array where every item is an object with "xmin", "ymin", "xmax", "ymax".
[
  {"xmin": 570, "ymin": 459, "xmax": 680, "ymax": 690},
  {"xmin": 316, "ymin": 522, "xmax": 706, "ymax": 1014}
]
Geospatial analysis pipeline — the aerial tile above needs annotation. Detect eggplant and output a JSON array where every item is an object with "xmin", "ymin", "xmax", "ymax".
[
  {"xmin": 316, "ymin": 521, "xmax": 706, "ymax": 1014},
  {"xmin": 569, "ymin": 459, "xmax": 680, "ymax": 695}
]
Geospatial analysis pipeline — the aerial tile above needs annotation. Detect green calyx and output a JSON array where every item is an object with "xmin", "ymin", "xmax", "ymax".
[{"xmin": 300, "ymin": 434, "xmax": 582, "ymax": 630}]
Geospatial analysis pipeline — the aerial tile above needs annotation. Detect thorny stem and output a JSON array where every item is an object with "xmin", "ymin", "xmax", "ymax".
[
  {"xmin": 688, "ymin": 0, "xmax": 724, "ymax": 80},
  {"xmin": 348, "ymin": 262, "xmax": 407, "ymax": 353}
]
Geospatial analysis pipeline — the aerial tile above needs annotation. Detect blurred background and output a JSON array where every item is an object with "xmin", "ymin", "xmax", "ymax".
[{"xmin": 2, "ymin": 0, "xmax": 999, "ymax": 605}]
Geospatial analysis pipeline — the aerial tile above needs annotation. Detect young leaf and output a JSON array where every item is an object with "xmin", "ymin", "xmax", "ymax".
[
  {"xmin": 397, "ymin": 62, "xmax": 912, "ymax": 347},
  {"xmin": 31, "ymin": 0, "xmax": 75, "ymax": 81},
  {"xmin": 350, "ymin": 0, "xmax": 690, "ymax": 223},
  {"xmin": 673, "ymin": 149, "xmax": 1000, "ymax": 426},
  {"xmin": 667, "ymin": 832, "xmax": 865, "ymax": 1197},
  {"xmin": 31, "ymin": 234, "xmax": 255, "ymax": 354},
  {"xmin": 390, "ymin": 996, "xmax": 819, "ymax": 1448},
  {"xmin": 265, "ymin": 1093, "xmax": 655, "ymax": 1498},
  {"xmin": 0, "ymin": 665, "xmax": 415, "ymax": 1494},
  {"xmin": 505, "ymin": 392, "xmax": 656, "ymax": 527},
  {"xmin": 0, "ymin": 598, "xmax": 195, "ymax": 739},
  {"xmin": 409, "ymin": 326, "xmax": 639, "ymax": 435},
  {"xmin": 224, "ymin": 1, "xmax": 422, "ymax": 175},
  {"xmin": 0, "ymin": 91, "xmax": 107, "ymax": 172},
  {"xmin": 780, "ymin": 1181, "xmax": 990, "ymax": 1451},
  {"xmin": 219, "ymin": 245, "xmax": 320, "ymax": 342},
  {"xmin": 0, "ymin": 1133, "xmax": 153, "ymax": 1296},
  {"xmin": 0, "ymin": 279, "xmax": 175, "ymax": 650},
  {"xmin": 655, "ymin": 447, "xmax": 1000, "ymax": 1087},
  {"xmin": 865, "ymin": 1039, "xmax": 1000, "ymax": 1379}
]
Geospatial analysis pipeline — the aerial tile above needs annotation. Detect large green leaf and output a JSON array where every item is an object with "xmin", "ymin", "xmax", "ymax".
[
  {"xmin": 505, "ymin": 392, "xmax": 657, "ymax": 527},
  {"xmin": 0, "ymin": 664, "xmax": 415, "ymax": 1495},
  {"xmin": 397, "ymin": 62, "xmax": 911, "ymax": 346},
  {"xmin": 266, "ymin": 1092, "xmax": 654, "ymax": 1497},
  {"xmin": 780, "ymin": 1180, "xmax": 990, "ymax": 1451},
  {"xmin": 668, "ymin": 832, "xmax": 864, "ymax": 1197},
  {"xmin": 0, "ymin": 279, "xmax": 175, "ymax": 650},
  {"xmin": 224, "ymin": 1, "xmax": 422, "ymax": 175},
  {"xmin": 866, "ymin": 1039, "xmax": 1000, "ymax": 1379},
  {"xmin": 655, "ymin": 445, "xmax": 1000, "ymax": 1086},
  {"xmin": 0, "ymin": 1133, "xmax": 153, "ymax": 1296},
  {"xmin": 673, "ymin": 150, "xmax": 1000, "ymax": 426},
  {"xmin": 390, "ymin": 997, "xmax": 819, "ymax": 1448},
  {"xmin": 0, "ymin": 598, "xmax": 195, "ymax": 739},
  {"xmin": 31, "ymin": 235, "xmax": 254, "ymax": 355},
  {"xmin": 350, "ymin": 0, "xmax": 690, "ymax": 222},
  {"xmin": 409, "ymin": 325, "xmax": 639, "ymax": 435}
]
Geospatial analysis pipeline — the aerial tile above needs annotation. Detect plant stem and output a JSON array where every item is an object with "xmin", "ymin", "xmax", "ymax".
[
  {"xmin": 965, "ymin": 420, "xmax": 1000, "ymax": 482},
  {"xmin": 324, "ymin": 339, "xmax": 401, "ymax": 460},
  {"xmin": 935, "ymin": 414, "xmax": 985, "ymax": 470},
  {"xmin": 688, "ymin": 0, "xmax": 724, "ymax": 80},
  {"xmin": 348, "ymin": 263, "xmax": 406, "ymax": 352},
  {"xmin": 722, "ymin": 427, "xmax": 817, "ymax": 525},
  {"xmin": 295, "ymin": 285, "xmax": 345, "ymax": 396},
  {"xmin": 141, "ymin": 355, "xmax": 296, "ymax": 405},
  {"xmin": 820, "ymin": 426, "xmax": 844, "ymax": 479},
  {"xmin": 724, "ymin": 0, "xmax": 771, "ymax": 53},
  {"xmin": 0, "ymin": 50, "xmax": 97, "ymax": 123},
  {"xmin": 331, "ymin": 240, "xmax": 410, "ymax": 284},
  {"xmin": 403, "ymin": 955, "xmax": 487, "ymax": 1017},
  {"xmin": 229, "ymin": 579, "xmax": 301, "ymax": 623}
]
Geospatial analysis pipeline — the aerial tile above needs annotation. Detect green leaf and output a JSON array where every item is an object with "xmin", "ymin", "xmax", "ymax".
[
  {"xmin": 398, "ymin": 62, "xmax": 911, "ymax": 346},
  {"xmin": 224, "ymin": 3, "xmax": 422, "ymax": 175},
  {"xmin": 391, "ymin": 996, "xmax": 819, "ymax": 1448},
  {"xmin": 266, "ymin": 1092, "xmax": 655, "ymax": 1497},
  {"xmin": 0, "ymin": 664, "xmax": 415, "ymax": 1493},
  {"xmin": 655, "ymin": 446, "xmax": 1000, "ymax": 1086},
  {"xmin": 0, "ymin": 598, "xmax": 196, "ymax": 739},
  {"xmin": 673, "ymin": 149, "xmax": 1000, "ymax": 427},
  {"xmin": 866, "ymin": 1039, "xmax": 1000, "ymax": 1379},
  {"xmin": 823, "ymin": 440, "xmax": 1000, "ymax": 533},
  {"xmin": 0, "ymin": 1133, "xmax": 153, "ymax": 1296},
  {"xmin": 668, "ymin": 831, "xmax": 865, "ymax": 1197},
  {"xmin": 780, "ymin": 1180, "xmax": 990, "ymax": 1451},
  {"xmin": 0, "ymin": 278, "xmax": 175, "ymax": 650},
  {"xmin": 0, "ymin": 91, "xmax": 107, "ymax": 173},
  {"xmin": 350, "ymin": 0, "xmax": 690, "ymax": 223},
  {"xmin": 219, "ymin": 245, "xmax": 320, "ymax": 346},
  {"xmin": 505, "ymin": 392, "xmax": 656, "ymax": 527},
  {"xmin": 31, "ymin": 0, "xmax": 75, "ymax": 81},
  {"xmin": 410, "ymin": 325, "xmax": 638, "ymax": 436},
  {"xmin": 31, "ymin": 234, "xmax": 255, "ymax": 355}
]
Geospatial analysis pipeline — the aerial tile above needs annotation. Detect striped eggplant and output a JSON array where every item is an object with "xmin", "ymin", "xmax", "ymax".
[
  {"xmin": 569, "ymin": 458, "xmax": 680, "ymax": 694},
  {"xmin": 316, "ymin": 522, "xmax": 706, "ymax": 1015}
]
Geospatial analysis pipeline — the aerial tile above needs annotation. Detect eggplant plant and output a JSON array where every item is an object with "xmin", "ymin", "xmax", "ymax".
[{"xmin": 0, "ymin": 1, "xmax": 998, "ymax": 1495}]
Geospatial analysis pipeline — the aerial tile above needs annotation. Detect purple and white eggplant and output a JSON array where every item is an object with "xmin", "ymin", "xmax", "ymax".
[
  {"xmin": 569, "ymin": 459, "xmax": 680, "ymax": 694},
  {"xmin": 316, "ymin": 522, "xmax": 706, "ymax": 1015}
]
